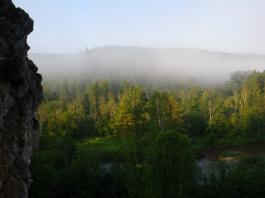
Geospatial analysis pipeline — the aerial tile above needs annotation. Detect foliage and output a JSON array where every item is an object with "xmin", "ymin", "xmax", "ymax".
[{"xmin": 30, "ymin": 71, "xmax": 265, "ymax": 198}]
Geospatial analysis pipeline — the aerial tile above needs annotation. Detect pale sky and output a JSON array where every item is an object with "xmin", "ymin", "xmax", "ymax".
[{"xmin": 13, "ymin": 0, "xmax": 265, "ymax": 54}]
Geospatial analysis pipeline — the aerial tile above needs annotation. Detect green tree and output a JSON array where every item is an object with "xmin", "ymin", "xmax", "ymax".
[{"xmin": 149, "ymin": 131, "xmax": 196, "ymax": 198}]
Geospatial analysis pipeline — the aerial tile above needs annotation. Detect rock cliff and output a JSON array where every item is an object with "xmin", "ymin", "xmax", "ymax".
[{"xmin": 0, "ymin": 0, "xmax": 43, "ymax": 197}]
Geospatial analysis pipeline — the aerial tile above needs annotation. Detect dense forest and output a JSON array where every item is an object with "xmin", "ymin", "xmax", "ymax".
[{"xmin": 30, "ymin": 71, "xmax": 265, "ymax": 198}]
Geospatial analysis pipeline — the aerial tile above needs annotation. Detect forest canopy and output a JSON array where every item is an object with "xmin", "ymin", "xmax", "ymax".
[{"xmin": 30, "ymin": 70, "xmax": 265, "ymax": 198}]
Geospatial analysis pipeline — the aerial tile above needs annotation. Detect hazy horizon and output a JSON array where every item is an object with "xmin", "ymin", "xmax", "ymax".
[
  {"xmin": 30, "ymin": 46, "xmax": 265, "ymax": 86},
  {"xmin": 11, "ymin": 0, "xmax": 265, "ymax": 85},
  {"xmin": 29, "ymin": 45, "xmax": 265, "ymax": 56},
  {"xmin": 13, "ymin": 0, "xmax": 265, "ymax": 54}
]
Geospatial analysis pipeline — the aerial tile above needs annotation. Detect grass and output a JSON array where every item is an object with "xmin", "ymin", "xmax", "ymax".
[
  {"xmin": 76, "ymin": 135, "xmax": 139, "ymax": 162},
  {"xmin": 78, "ymin": 136, "xmax": 123, "ymax": 154}
]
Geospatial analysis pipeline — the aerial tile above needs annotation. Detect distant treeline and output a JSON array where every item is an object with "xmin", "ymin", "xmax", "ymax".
[{"xmin": 39, "ymin": 70, "xmax": 265, "ymax": 142}]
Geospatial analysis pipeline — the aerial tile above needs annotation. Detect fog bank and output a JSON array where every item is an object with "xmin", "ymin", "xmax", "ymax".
[{"xmin": 30, "ymin": 46, "xmax": 265, "ymax": 85}]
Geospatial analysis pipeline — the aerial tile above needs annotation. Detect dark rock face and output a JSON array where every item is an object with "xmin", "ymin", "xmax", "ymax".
[{"xmin": 0, "ymin": 0, "xmax": 43, "ymax": 197}]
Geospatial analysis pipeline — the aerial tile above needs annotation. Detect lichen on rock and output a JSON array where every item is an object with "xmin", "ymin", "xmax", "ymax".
[{"xmin": 0, "ymin": 0, "xmax": 43, "ymax": 197}]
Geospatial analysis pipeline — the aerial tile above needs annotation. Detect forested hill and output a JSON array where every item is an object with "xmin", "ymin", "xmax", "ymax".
[{"xmin": 30, "ymin": 46, "xmax": 265, "ymax": 85}]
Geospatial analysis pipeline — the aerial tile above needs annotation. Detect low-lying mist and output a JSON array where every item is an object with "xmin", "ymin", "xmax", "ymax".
[{"xmin": 30, "ymin": 46, "xmax": 265, "ymax": 86}]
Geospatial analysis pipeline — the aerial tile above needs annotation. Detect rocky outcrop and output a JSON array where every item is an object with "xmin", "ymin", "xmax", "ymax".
[{"xmin": 0, "ymin": 0, "xmax": 43, "ymax": 197}]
